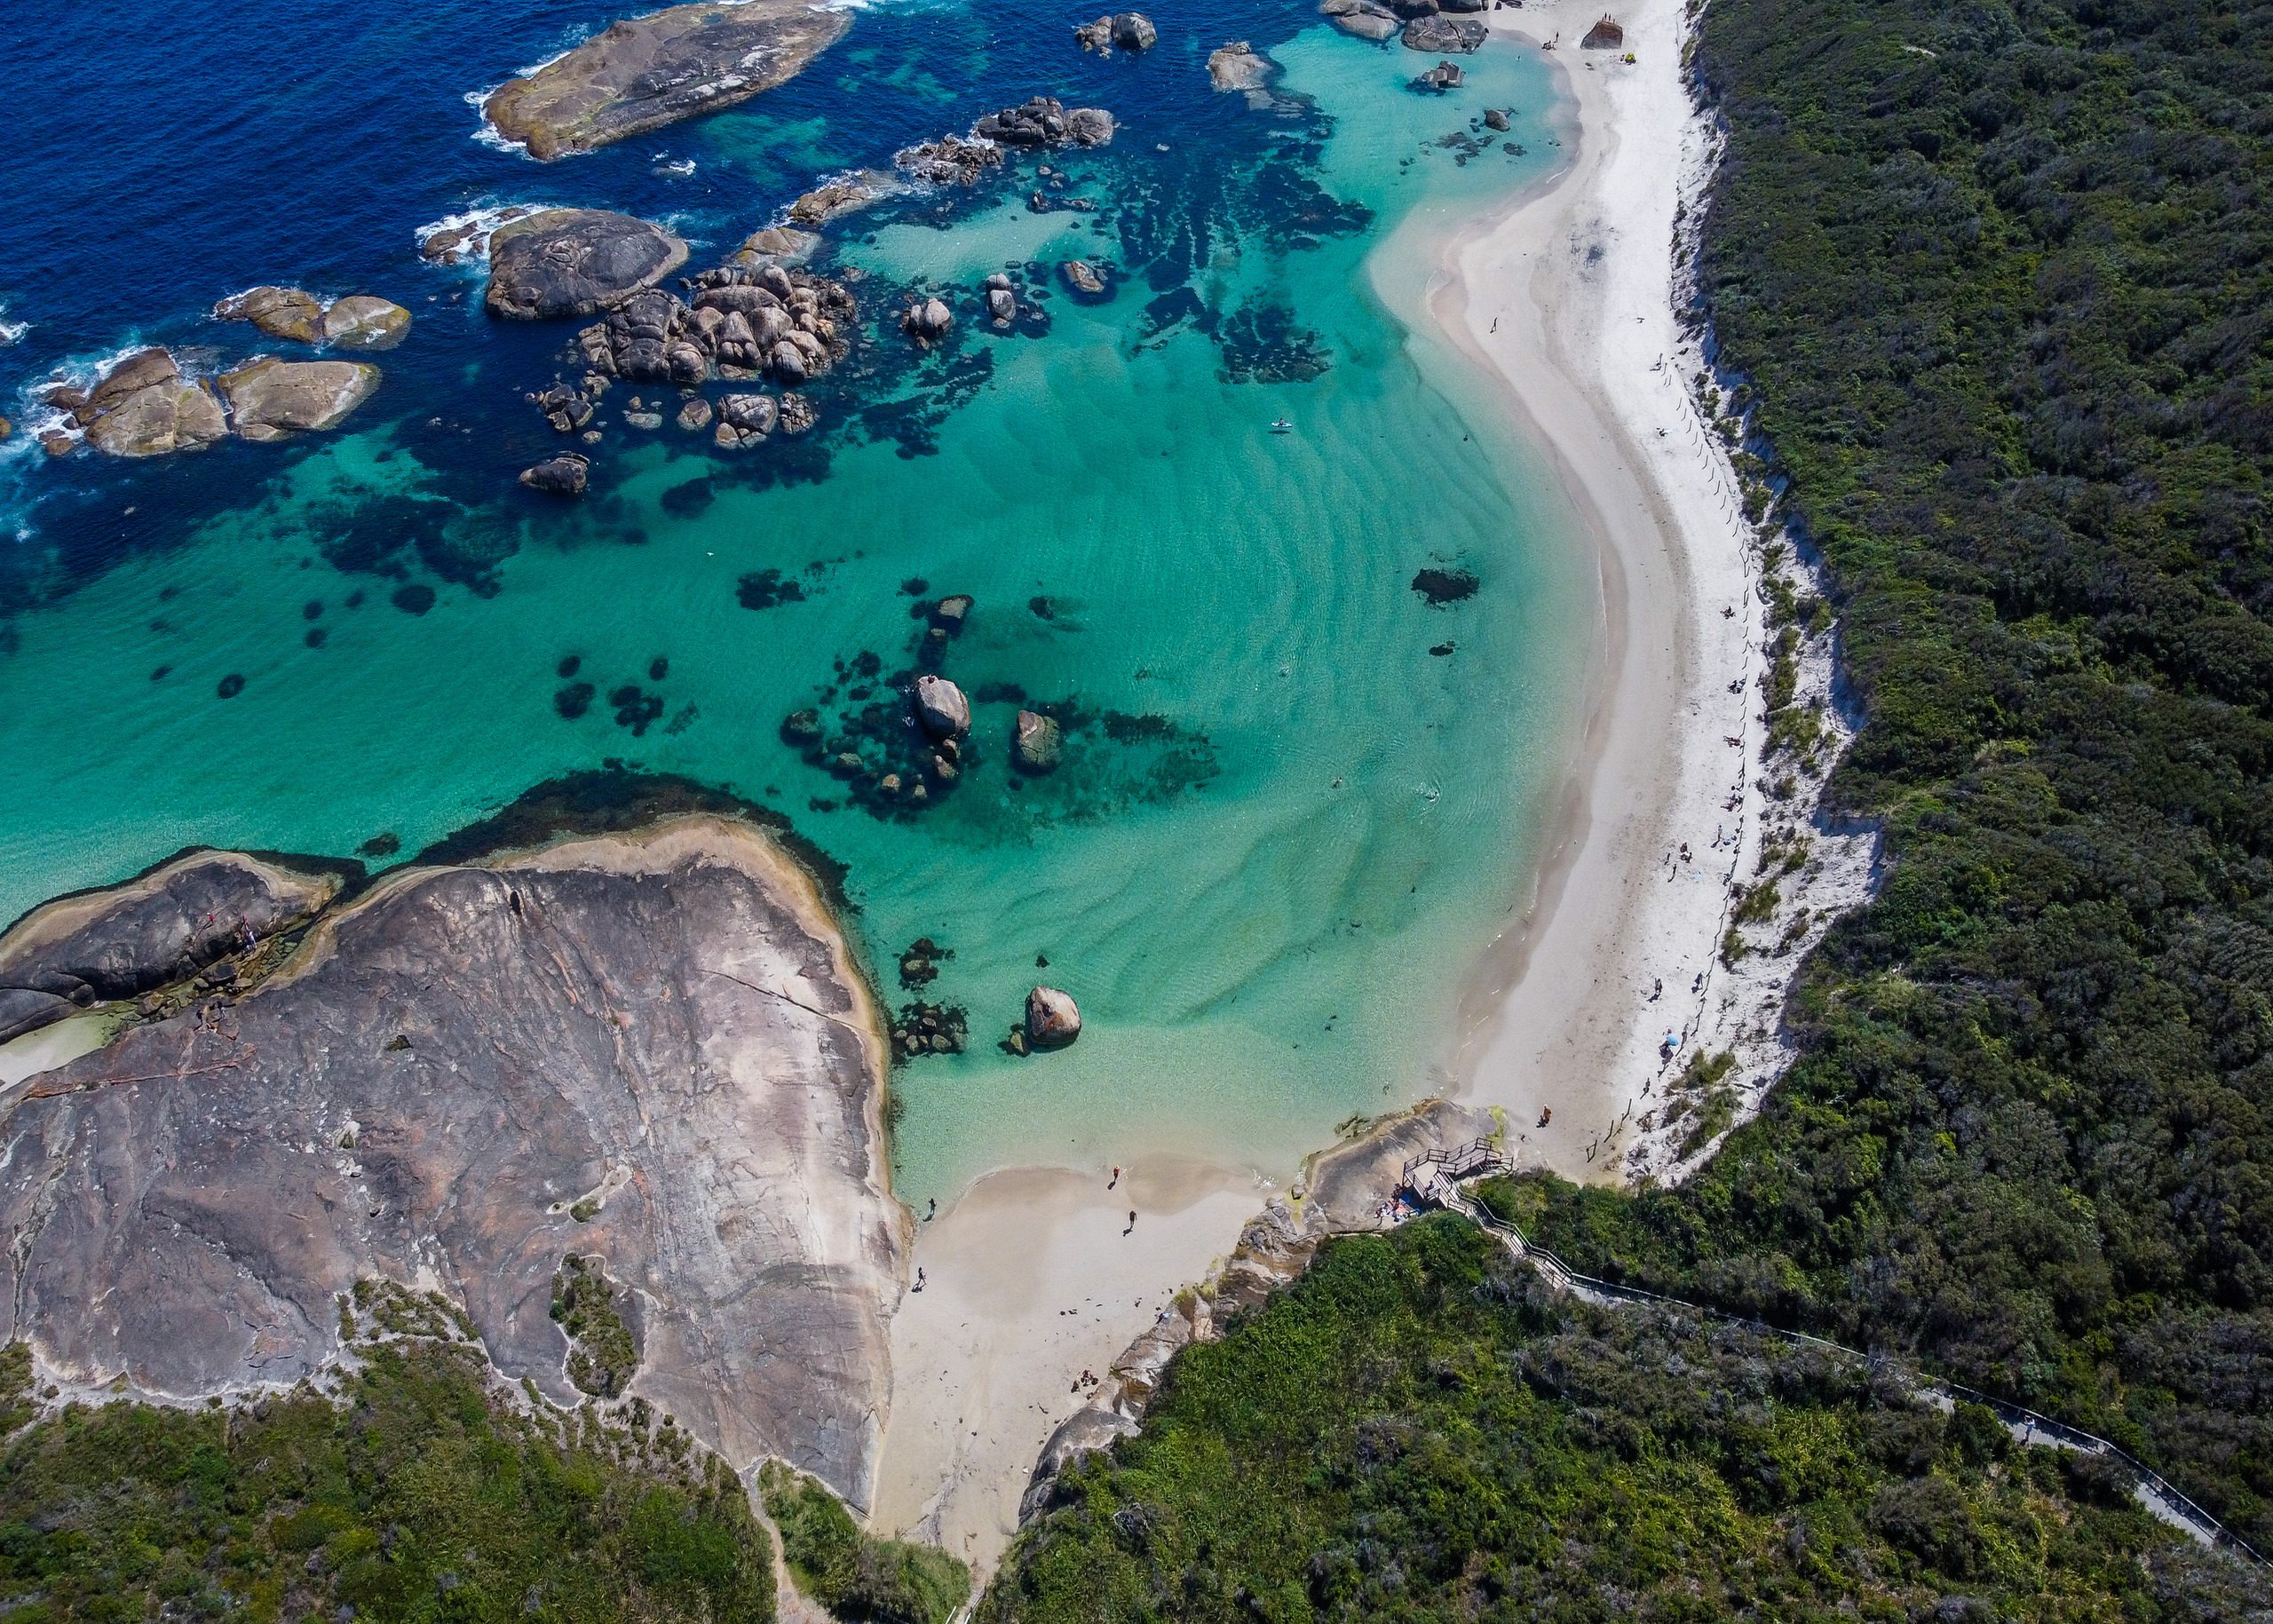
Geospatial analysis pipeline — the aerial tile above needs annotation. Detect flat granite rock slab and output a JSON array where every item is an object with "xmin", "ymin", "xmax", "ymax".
[
  {"xmin": 482, "ymin": 0, "xmax": 855, "ymax": 161},
  {"xmin": 0, "ymin": 818, "xmax": 904, "ymax": 1509}
]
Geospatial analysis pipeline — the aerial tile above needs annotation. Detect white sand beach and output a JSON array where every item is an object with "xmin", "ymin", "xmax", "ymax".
[{"xmin": 1430, "ymin": 0, "xmax": 1800, "ymax": 1182}]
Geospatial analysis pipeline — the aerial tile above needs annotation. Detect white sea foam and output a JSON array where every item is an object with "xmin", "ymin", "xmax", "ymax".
[
  {"xmin": 416, "ymin": 202, "xmax": 552, "ymax": 265},
  {"xmin": 0, "ymin": 312, "xmax": 26, "ymax": 348}
]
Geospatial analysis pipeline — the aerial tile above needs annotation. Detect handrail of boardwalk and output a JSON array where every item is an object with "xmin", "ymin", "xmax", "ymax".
[{"xmin": 1399, "ymin": 1162, "xmax": 2269, "ymax": 1570}]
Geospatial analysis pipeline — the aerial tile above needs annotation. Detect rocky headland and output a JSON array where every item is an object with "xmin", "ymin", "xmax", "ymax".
[
  {"xmin": 0, "ymin": 810, "xmax": 905, "ymax": 1508},
  {"xmin": 480, "ymin": 0, "xmax": 853, "ymax": 160}
]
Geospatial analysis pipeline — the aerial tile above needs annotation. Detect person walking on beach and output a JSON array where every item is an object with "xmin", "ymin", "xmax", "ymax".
[
  {"xmin": 1108, "ymin": 1166, "xmax": 1120, "ymax": 1190},
  {"xmin": 1124, "ymin": 1209, "xmax": 1136, "ymax": 1235}
]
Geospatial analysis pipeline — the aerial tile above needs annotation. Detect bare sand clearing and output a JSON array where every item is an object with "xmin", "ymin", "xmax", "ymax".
[
  {"xmin": 870, "ymin": 1159, "xmax": 1260, "ymax": 1565},
  {"xmin": 1433, "ymin": 0, "xmax": 1778, "ymax": 1181}
]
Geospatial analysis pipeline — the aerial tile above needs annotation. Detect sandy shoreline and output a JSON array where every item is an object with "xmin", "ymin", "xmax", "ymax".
[{"xmin": 1429, "ymin": 0, "xmax": 1781, "ymax": 1184}]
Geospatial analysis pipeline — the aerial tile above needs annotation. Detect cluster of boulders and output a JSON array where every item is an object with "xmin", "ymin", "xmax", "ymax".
[
  {"xmin": 1074, "ymin": 12, "xmax": 1156, "ymax": 51},
  {"xmin": 1061, "ymin": 259, "xmax": 1109, "ymax": 297},
  {"xmin": 894, "ymin": 132, "xmax": 1006, "ymax": 188},
  {"xmin": 573, "ymin": 262, "xmax": 854, "ymax": 390},
  {"xmin": 1319, "ymin": 0, "xmax": 1489, "ymax": 47},
  {"xmin": 37, "ymin": 346, "xmax": 379, "ymax": 459},
  {"xmin": 975, "ymin": 97, "xmax": 1117, "ymax": 150},
  {"xmin": 983, "ymin": 273, "xmax": 1019, "ymax": 327},
  {"xmin": 901, "ymin": 297, "xmax": 954, "ymax": 343},
  {"xmin": 1414, "ymin": 59, "xmax": 1465, "ymax": 91},
  {"xmin": 214, "ymin": 286, "xmax": 412, "ymax": 350}
]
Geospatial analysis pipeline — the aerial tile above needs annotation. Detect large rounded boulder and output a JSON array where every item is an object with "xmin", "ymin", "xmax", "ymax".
[
  {"xmin": 485, "ymin": 209, "xmax": 690, "ymax": 321},
  {"xmin": 1025, "ymin": 986, "xmax": 1082, "ymax": 1050},
  {"xmin": 914, "ymin": 675, "xmax": 970, "ymax": 740}
]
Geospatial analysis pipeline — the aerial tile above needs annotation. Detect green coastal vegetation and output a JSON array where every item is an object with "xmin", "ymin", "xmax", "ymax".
[
  {"xmin": 1507, "ymin": 0, "xmax": 2273, "ymax": 1553},
  {"xmin": 756, "ymin": 1462, "xmax": 970, "ymax": 1624},
  {"xmin": 0, "ymin": 1292, "xmax": 773, "ymax": 1624},
  {"xmin": 979, "ymin": 1217, "xmax": 2261, "ymax": 1620}
]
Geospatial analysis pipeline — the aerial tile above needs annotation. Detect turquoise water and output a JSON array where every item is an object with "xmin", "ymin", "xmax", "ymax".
[{"xmin": 0, "ymin": 25, "xmax": 1585, "ymax": 1204}]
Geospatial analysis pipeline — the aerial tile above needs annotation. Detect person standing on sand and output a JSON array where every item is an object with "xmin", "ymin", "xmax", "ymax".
[
  {"xmin": 1124, "ymin": 1209, "xmax": 1136, "ymax": 1234},
  {"xmin": 1108, "ymin": 1166, "xmax": 1120, "ymax": 1190}
]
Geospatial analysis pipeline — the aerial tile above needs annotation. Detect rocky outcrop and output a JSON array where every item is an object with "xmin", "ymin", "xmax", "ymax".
[
  {"xmin": 787, "ymin": 172, "xmax": 892, "ymax": 226},
  {"xmin": 1013, "ymin": 710, "xmax": 1061, "ymax": 772},
  {"xmin": 714, "ymin": 392, "xmax": 778, "ymax": 448},
  {"xmin": 0, "ymin": 815, "xmax": 904, "ymax": 1509},
  {"xmin": 1025, "ymin": 986, "xmax": 1081, "ymax": 1049},
  {"xmin": 485, "ymin": 209, "xmax": 689, "ymax": 321},
  {"xmin": 900, "ymin": 297, "xmax": 953, "ymax": 343},
  {"xmin": 1207, "ymin": 42, "xmax": 1273, "ymax": 91},
  {"xmin": 728, "ymin": 226, "xmax": 819, "ymax": 268},
  {"xmin": 1403, "ymin": 14, "xmax": 1487, "ymax": 50},
  {"xmin": 1414, "ymin": 59, "xmax": 1464, "ymax": 91},
  {"xmin": 1076, "ymin": 12, "xmax": 1155, "ymax": 51},
  {"xmin": 0, "ymin": 851, "xmax": 341, "ymax": 1043},
  {"xmin": 417, "ymin": 205, "xmax": 547, "ymax": 265},
  {"xmin": 914, "ymin": 675, "xmax": 970, "ymax": 740},
  {"xmin": 213, "ymin": 286, "xmax": 325, "ymax": 344},
  {"xmin": 1485, "ymin": 107, "xmax": 1512, "ymax": 131},
  {"xmin": 973, "ymin": 97, "xmax": 1116, "ymax": 150},
  {"xmin": 983, "ymin": 273, "xmax": 1018, "ymax": 326},
  {"xmin": 894, "ymin": 132, "xmax": 1005, "ymax": 188},
  {"xmin": 214, "ymin": 289, "xmax": 411, "ymax": 351},
  {"xmin": 1319, "ymin": 0, "xmax": 1401, "ymax": 41},
  {"xmin": 1581, "ymin": 13, "xmax": 1626, "ymax": 46},
  {"xmin": 1060, "ymin": 259, "xmax": 1107, "ymax": 297},
  {"xmin": 218, "ymin": 358, "xmax": 380, "ymax": 442},
  {"xmin": 321, "ymin": 296, "xmax": 413, "ymax": 350},
  {"xmin": 75, "ymin": 351, "xmax": 228, "ymax": 458},
  {"xmin": 520, "ymin": 452, "xmax": 590, "ymax": 495},
  {"xmin": 481, "ymin": 0, "xmax": 852, "ymax": 160}
]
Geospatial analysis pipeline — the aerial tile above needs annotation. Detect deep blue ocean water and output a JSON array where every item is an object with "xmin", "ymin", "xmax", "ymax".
[{"xmin": 0, "ymin": 0, "xmax": 1588, "ymax": 1200}]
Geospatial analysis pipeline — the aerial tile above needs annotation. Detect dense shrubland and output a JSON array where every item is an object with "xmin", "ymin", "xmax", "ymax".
[
  {"xmin": 982, "ymin": 1218, "xmax": 2262, "ymax": 1621},
  {"xmin": 1510, "ymin": 0, "xmax": 2273, "ymax": 1548}
]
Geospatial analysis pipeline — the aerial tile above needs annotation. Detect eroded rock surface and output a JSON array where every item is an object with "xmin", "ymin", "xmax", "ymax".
[
  {"xmin": 482, "ymin": 0, "xmax": 853, "ymax": 160},
  {"xmin": 218, "ymin": 358, "xmax": 381, "ymax": 441},
  {"xmin": 0, "ymin": 817, "xmax": 904, "ymax": 1508},
  {"xmin": 0, "ymin": 852, "xmax": 341, "ymax": 1042},
  {"xmin": 485, "ymin": 209, "xmax": 690, "ymax": 320}
]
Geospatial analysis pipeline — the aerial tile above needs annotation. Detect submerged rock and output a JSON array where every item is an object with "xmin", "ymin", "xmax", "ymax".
[
  {"xmin": 1060, "ymin": 259, "xmax": 1108, "ymax": 297},
  {"xmin": 0, "ymin": 817, "xmax": 904, "ymax": 1508},
  {"xmin": 520, "ymin": 452, "xmax": 590, "ymax": 495},
  {"xmin": 218, "ymin": 358, "xmax": 380, "ymax": 441},
  {"xmin": 1485, "ymin": 107, "xmax": 1512, "ymax": 131},
  {"xmin": 481, "ymin": 0, "xmax": 853, "ymax": 160},
  {"xmin": 485, "ymin": 209, "xmax": 689, "ymax": 320},
  {"xmin": 914, "ymin": 674, "xmax": 970, "ymax": 740},
  {"xmin": 1208, "ymin": 41, "xmax": 1273, "ymax": 91},
  {"xmin": 1403, "ymin": 14, "xmax": 1487, "ymax": 49},
  {"xmin": 1025, "ymin": 986, "xmax": 1081, "ymax": 1050}
]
